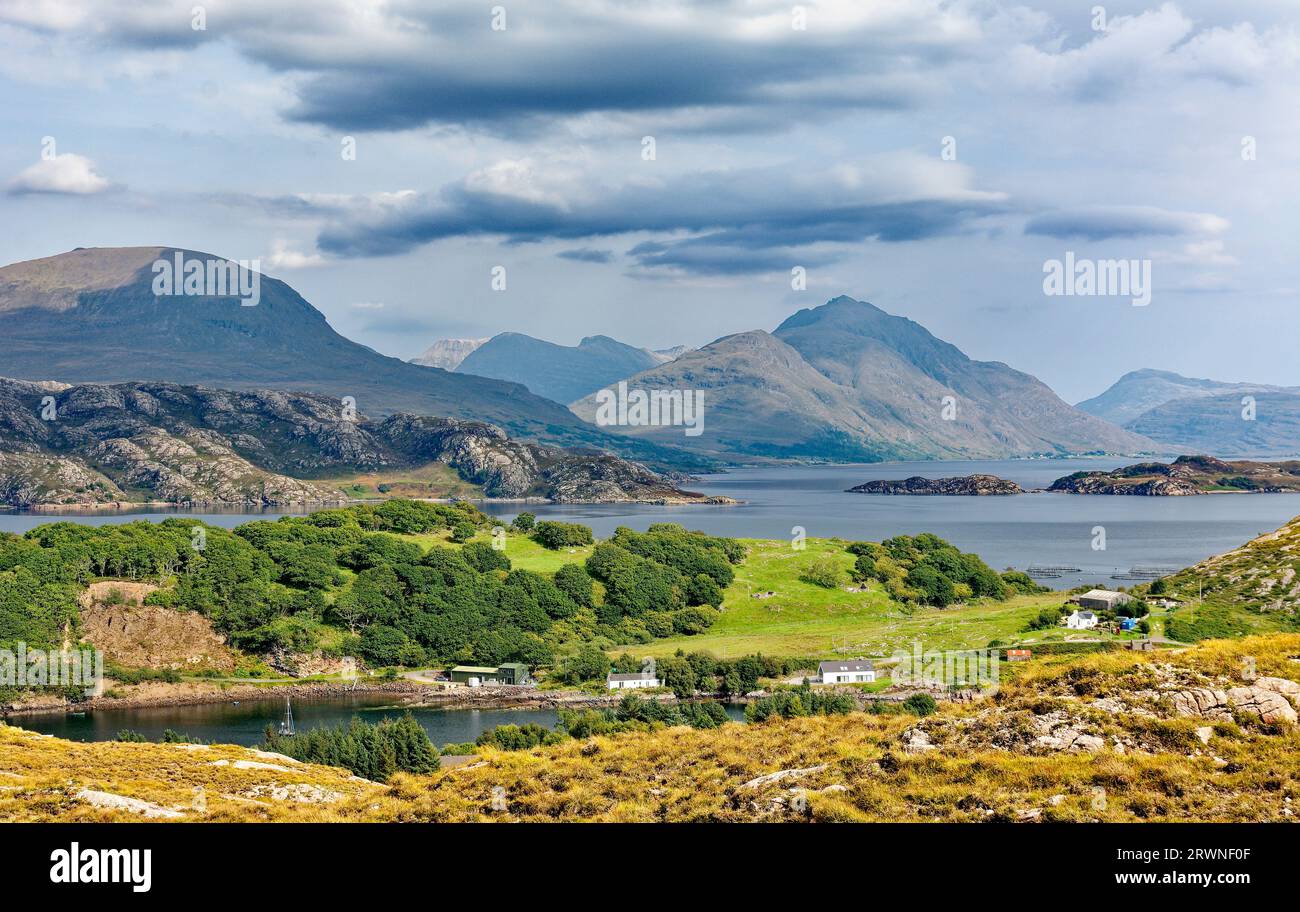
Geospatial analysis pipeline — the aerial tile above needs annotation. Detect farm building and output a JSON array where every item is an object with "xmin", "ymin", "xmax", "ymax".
[
  {"xmin": 818, "ymin": 660, "xmax": 875, "ymax": 684},
  {"xmin": 1072, "ymin": 588, "xmax": 1132, "ymax": 610},
  {"xmin": 448, "ymin": 664, "xmax": 531, "ymax": 686},
  {"xmin": 1006, "ymin": 649, "xmax": 1032, "ymax": 662},
  {"xmin": 607, "ymin": 671, "xmax": 661, "ymax": 690}
]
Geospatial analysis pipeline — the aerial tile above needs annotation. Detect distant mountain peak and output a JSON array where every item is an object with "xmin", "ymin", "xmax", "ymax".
[
  {"xmin": 0, "ymin": 247, "xmax": 655, "ymax": 458},
  {"xmin": 574, "ymin": 296, "xmax": 1156, "ymax": 462}
]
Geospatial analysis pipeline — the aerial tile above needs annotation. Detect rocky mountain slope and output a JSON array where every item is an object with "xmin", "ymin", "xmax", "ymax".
[
  {"xmin": 456, "ymin": 333, "xmax": 669, "ymax": 405},
  {"xmin": 1076, "ymin": 369, "xmax": 1300, "ymax": 457},
  {"xmin": 0, "ymin": 377, "xmax": 716, "ymax": 507},
  {"xmin": 1047, "ymin": 454, "xmax": 1300, "ymax": 496},
  {"xmin": 847, "ymin": 474, "xmax": 1022, "ymax": 495},
  {"xmin": 574, "ymin": 297, "xmax": 1157, "ymax": 461},
  {"xmin": 410, "ymin": 337, "xmax": 488, "ymax": 371},
  {"xmin": 0, "ymin": 248, "xmax": 661, "ymax": 458}
]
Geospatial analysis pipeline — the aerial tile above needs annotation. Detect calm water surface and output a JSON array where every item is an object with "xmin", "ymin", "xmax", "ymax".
[{"xmin": 3, "ymin": 459, "xmax": 1298, "ymax": 590}]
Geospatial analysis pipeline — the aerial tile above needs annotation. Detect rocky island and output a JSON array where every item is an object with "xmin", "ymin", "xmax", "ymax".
[
  {"xmin": 1047, "ymin": 454, "xmax": 1300, "ymax": 495},
  {"xmin": 846, "ymin": 474, "xmax": 1023, "ymax": 495}
]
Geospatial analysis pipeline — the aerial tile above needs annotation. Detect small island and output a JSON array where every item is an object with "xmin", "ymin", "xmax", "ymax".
[
  {"xmin": 846, "ymin": 474, "xmax": 1023, "ymax": 495},
  {"xmin": 1048, "ymin": 454, "xmax": 1300, "ymax": 495}
]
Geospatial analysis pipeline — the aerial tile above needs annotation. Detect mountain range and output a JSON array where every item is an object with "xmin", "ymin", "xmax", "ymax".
[
  {"xmin": 0, "ymin": 378, "xmax": 711, "ymax": 507},
  {"xmin": 0, "ymin": 248, "xmax": 654, "ymax": 457},
  {"xmin": 412, "ymin": 332, "xmax": 689, "ymax": 404},
  {"xmin": 452, "ymin": 333, "xmax": 674, "ymax": 404},
  {"xmin": 410, "ymin": 337, "xmax": 488, "ymax": 371},
  {"xmin": 1076, "ymin": 369, "xmax": 1300, "ymax": 457},
  {"xmin": 572, "ymin": 297, "xmax": 1157, "ymax": 461}
]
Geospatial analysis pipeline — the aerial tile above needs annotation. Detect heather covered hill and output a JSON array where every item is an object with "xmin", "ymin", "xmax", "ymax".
[{"xmin": 6, "ymin": 634, "xmax": 1299, "ymax": 822}]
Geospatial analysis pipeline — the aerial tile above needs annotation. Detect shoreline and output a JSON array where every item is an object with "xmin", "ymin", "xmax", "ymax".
[{"xmin": 0, "ymin": 678, "xmax": 705, "ymax": 718}]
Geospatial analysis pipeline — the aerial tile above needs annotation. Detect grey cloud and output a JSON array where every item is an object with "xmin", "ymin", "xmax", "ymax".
[
  {"xmin": 557, "ymin": 248, "xmax": 614, "ymax": 264},
  {"xmin": 314, "ymin": 161, "xmax": 1010, "ymax": 274},
  {"xmin": 1024, "ymin": 206, "xmax": 1228, "ymax": 240}
]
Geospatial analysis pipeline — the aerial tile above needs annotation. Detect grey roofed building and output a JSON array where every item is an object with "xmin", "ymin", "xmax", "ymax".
[
  {"xmin": 1073, "ymin": 588, "xmax": 1132, "ymax": 610},
  {"xmin": 818, "ymin": 660, "xmax": 874, "ymax": 675}
]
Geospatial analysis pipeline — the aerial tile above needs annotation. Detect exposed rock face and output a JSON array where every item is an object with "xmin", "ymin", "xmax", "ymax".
[
  {"xmin": 1048, "ymin": 454, "xmax": 1300, "ymax": 495},
  {"xmin": 409, "ymin": 337, "xmax": 489, "ymax": 371},
  {"xmin": 1167, "ymin": 681, "xmax": 1299, "ymax": 724},
  {"xmin": 0, "ymin": 377, "xmax": 711, "ymax": 506},
  {"xmin": 847, "ymin": 474, "xmax": 1022, "ymax": 495}
]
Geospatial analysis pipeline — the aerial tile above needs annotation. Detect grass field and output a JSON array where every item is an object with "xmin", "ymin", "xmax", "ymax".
[{"xmin": 412, "ymin": 528, "xmax": 1149, "ymax": 661}]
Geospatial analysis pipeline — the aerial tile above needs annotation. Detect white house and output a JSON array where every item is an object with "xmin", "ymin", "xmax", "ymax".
[
  {"xmin": 1065, "ymin": 610, "xmax": 1098, "ymax": 630},
  {"xmin": 606, "ymin": 672, "xmax": 661, "ymax": 690},
  {"xmin": 818, "ymin": 660, "xmax": 875, "ymax": 684}
]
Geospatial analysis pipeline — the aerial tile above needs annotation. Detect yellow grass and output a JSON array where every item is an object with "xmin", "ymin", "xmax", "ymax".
[{"xmin": 6, "ymin": 634, "xmax": 1299, "ymax": 823}]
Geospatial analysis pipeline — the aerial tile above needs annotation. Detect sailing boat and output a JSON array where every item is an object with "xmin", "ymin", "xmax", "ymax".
[{"xmin": 278, "ymin": 698, "xmax": 295, "ymax": 736}]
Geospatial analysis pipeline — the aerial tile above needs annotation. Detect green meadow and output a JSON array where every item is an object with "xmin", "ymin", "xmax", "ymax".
[{"xmin": 418, "ymin": 527, "xmax": 1144, "ymax": 662}]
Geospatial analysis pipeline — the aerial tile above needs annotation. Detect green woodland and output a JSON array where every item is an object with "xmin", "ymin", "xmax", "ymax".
[
  {"xmin": 8, "ymin": 498, "xmax": 1268, "ymax": 690},
  {"xmin": 0, "ymin": 501, "xmax": 744, "ymax": 672}
]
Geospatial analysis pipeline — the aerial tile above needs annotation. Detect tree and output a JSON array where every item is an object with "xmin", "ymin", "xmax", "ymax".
[
  {"xmin": 800, "ymin": 558, "xmax": 841, "ymax": 589},
  {"xmin": 903, "ymin": 693, "xmax": 937, "ymax": 716},
  {"xmin": 533, "ymin": 521, "xmax": 594, "ymax": 549},
  {"xmin": 511, "ymin": 512, "xmax": 536, "ymax": 532},
  {"xmin": 449, "ymin": 522, "xmax": 475, "ymax": 543},
  {"xmin": 553, "ymin": 564, "xmax": 594, "ymax": 607}
]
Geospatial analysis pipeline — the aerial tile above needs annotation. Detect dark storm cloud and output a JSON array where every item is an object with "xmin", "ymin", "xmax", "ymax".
[{"xmin": 313, "ymin": 164, "xmax": 1009, "ymax": 273}]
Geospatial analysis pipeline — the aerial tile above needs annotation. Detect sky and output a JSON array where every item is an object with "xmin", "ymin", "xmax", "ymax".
[{"xmin": 1, "ymin": 0, "xmax": 1297, "ymax": 403}]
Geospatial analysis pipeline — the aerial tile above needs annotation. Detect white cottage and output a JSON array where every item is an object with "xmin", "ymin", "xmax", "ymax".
[
  {"xmin": 818, "ymin": 660, "xmax": 875, "ymax": 684},
  {"xmin": 606, "ymin": 672, "xmax": 662, "ymax": 690},
  {"xmin": 1065, "ymin": 610, "xmax": 1098, "ymax": 630}
]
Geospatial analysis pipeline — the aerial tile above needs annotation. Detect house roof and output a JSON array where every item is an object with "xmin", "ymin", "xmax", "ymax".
[
  {"xmin": 819, "ymin": 660, "xmax": 874, "ymax": 673},
  {"xmin": 1079, "ymin": 588, "xmax": 1128, "ymax": 600},
  {"xmin": 451, "ymin": 665, "xmax": 500, "ymax": 674},
  {"xmin": 1073, "ymin": 610, "xmax": 1095, "ymax": 619},
  {"xmin": 607, "ymin": 672, "xmax": 658, "ymax": 682}
]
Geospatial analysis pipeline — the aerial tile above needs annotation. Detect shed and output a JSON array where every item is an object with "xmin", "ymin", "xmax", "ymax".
[
  {"xmin": 495, "ymin": 662, "xmax": 530, "ymax": 685},
  {"xmin": 449, "ymin": 665, "xmax": 501, "ymax": 685}
]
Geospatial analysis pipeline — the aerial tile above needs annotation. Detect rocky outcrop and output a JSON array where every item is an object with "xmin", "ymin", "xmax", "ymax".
[
  {"xmin": 847, "ymin": 474, "xmax": 1022, "ymax": 495},
  {"xmin": 1166, "ymin": 680, "xmax": 1299, "ymax": 724},
  {"xmin": 0, "ymin": 377, "xmax": 711, "ymax": 506},
  {"xmin": 1048, "ymin": 454, "xmax": 1300, "ymax": 495}
]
